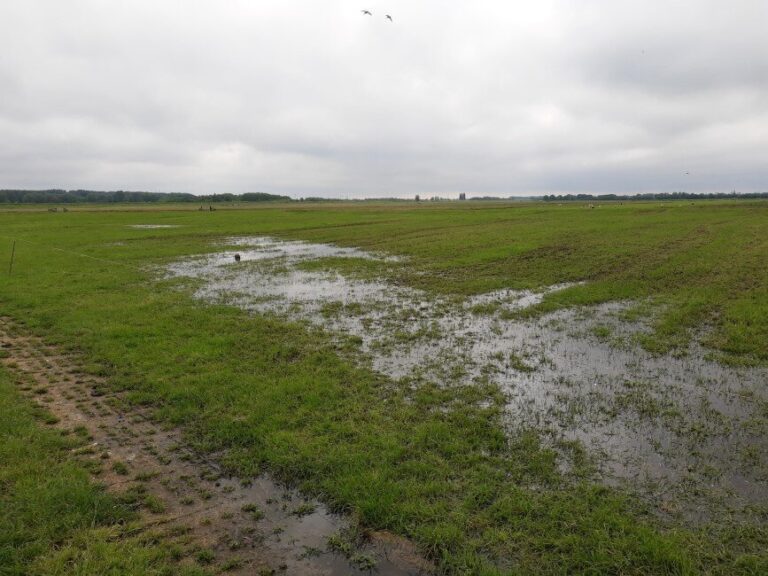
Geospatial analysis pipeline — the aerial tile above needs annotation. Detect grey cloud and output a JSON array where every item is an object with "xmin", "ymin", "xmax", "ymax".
[{"xmin": 0, "ymin": 1, "xmax": 766, "ymax": 196}]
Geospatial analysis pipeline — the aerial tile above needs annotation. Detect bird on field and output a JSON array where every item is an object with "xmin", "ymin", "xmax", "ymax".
[
  {"xmin": 362, "ymin": 10, "xmax": 372, "ymax": 16},
  {"xmin": 386, "ymin": 14, "xmax": 393, "ymax": 21},
  {"xmin": 234, "ymin": 253, "xmax": 241, "ymax": 262}
]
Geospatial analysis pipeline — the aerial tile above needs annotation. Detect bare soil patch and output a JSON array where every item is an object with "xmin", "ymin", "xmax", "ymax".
[{"xmin": 0, "ymin": 316, "xmax": 431, "ymax": 576}]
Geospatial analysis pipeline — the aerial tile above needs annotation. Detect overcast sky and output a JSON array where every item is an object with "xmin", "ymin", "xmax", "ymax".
[{"xmin": 1, "ymin": 1, "xmax": 767, "ymax": 197}]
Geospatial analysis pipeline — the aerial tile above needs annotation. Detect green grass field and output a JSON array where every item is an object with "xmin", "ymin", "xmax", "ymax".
[
  {"xmin": 1, "ymin": 200, "xmax": 767, "ymax": 574},
  {"xmin": 0, "ymin": 367, "xmax": 210, "ymax": 576}
]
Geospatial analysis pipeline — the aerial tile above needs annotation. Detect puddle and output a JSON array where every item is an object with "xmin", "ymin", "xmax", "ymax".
[
  {"xmin": 0, "ymin": 317, "xmax": 430, "ymax": 576},
  {"xmin": 166, "ymin": 237, "xmax": 768, "ymax": 521}
]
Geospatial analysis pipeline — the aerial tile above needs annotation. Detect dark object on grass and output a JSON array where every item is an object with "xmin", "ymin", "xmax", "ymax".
[{"xmin": 234, "ymin": 253, "xmax": 241, "ymax": 262}]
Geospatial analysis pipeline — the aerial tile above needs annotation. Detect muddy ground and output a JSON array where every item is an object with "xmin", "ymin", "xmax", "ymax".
[{"xmin": 0, "ymin": 316, "xmax": 431, "ymax": 576}]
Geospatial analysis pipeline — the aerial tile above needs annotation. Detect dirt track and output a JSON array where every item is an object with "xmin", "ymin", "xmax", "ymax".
[{"xmin": 0, "ymin": 316, "xmax": 430, "ymax": 575}]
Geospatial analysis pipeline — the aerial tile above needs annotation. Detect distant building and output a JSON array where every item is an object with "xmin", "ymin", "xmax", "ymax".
[
  {"xmin": 415, "ymin": 194, "xmax": 420, "ymax": 202},
  {"xmin": 459, "ymin": 193, "xmax": 466, "ymax": 200}
]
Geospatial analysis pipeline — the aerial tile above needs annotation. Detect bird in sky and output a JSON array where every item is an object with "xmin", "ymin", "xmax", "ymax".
[
  {"xmin": 361, "ymin": 10, "xmax": 372, "ymax": 16},
  {"xmin": 386, "ymin": 14, "xmax": 393, "ymax": 22}
]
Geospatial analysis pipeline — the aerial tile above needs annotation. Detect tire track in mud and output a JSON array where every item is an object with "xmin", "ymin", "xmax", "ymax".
[{"xmin": 0, "ymin": 317, "xmax": 432, "ymax": 576}]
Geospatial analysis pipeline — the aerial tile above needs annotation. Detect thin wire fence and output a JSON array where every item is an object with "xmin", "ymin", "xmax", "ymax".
[{"xmin": 1, "ymin": 233, "xmax": 155, "ymax": 274}]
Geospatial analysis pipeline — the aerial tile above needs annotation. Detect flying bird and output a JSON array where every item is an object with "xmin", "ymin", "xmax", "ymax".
[
  {"xmin": 361, "ymin": 10, "xmax": 372, "ymax": 16},
  {"xmin": 386, "ymin": 14, "xmax": 393, "ymax": 21}
]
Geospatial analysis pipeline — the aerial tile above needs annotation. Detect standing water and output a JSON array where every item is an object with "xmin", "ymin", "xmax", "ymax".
[{"xmin": 166, "ymin": 237, "xmax": 768, "ymax": 521}]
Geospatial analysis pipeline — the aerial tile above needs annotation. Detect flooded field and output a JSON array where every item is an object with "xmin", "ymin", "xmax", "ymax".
[
  {"xmin": 0, "ymin": 317, "xmax": 429, "ymax": 576},
  {"xmin": 166, "ymin": 237, "xmax": 768, "ymax": 521}
]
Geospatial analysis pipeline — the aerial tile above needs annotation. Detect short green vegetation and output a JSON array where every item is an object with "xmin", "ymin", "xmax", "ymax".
[
  {"xmin": 241, "ymin": 503, "xmax": 265, "ymax": 521},
  {"xmin": 1, "ymin": 201, "xmax": 767, "ymax": 574},
  {"xmin": 0, "ymin": 368, "xmax": 205, "ymax": 576}
]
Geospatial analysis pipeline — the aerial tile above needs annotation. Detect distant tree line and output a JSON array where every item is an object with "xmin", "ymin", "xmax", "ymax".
[
  {"xmin": 3, "ymin": 189, "xmax": 765, "ymax": 204},
  {"xmin": 0, "ymin": 189, "xmax": 291, "ymax": 204},
  {"xmin": 542, "ymin": 192, "xmax": 768, "ymax": 202}
]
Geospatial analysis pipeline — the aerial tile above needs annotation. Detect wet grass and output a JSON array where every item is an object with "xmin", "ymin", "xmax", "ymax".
[
  {"xmin": 0, "ymin": 202, "xmax": 767, "ymax": 573},
  {"xmin": 0, "ymin": 368, "xmax": 206, "ymax": 576},
  {"xmin": 276, "ymin": 201, "xmax": 767, "ymax": 363},
  {"xmin": 295, "ymin": 255, "xmax": 394, "ymax": 280}
]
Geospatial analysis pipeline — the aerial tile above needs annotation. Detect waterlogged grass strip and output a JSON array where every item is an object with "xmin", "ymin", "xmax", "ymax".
[{"xmin": 164, "ymin": 236, "xmax": 768, "ymax": 523}]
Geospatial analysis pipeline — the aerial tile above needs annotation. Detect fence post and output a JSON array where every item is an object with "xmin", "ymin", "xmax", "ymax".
[{"xmin": 8, "ymin": 240, "xmax": 16, "ymax": 275}]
